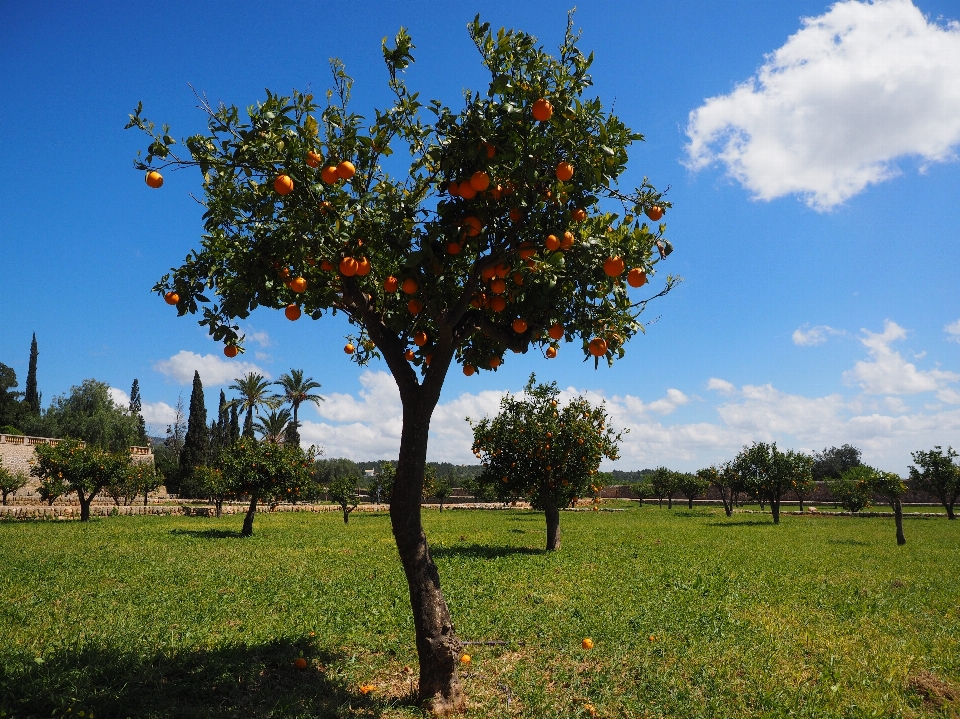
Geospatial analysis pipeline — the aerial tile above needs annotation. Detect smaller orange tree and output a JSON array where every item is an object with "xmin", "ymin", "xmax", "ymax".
[
  {"xmin": 31, "ymin": 440, "xmax": 129, "ymax": 521},
  {"xmin": 469, "ymin": 374, "xmax": 620, "ymax": 550},
  {"xmin": 219, "ymin": 438, "xmax": 317, "ymax": 535}
]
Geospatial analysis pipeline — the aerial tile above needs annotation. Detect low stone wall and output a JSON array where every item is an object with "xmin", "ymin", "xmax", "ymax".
[{"xmin": 600, "ymin": 482, "xmax": 942, "ymax": 505}]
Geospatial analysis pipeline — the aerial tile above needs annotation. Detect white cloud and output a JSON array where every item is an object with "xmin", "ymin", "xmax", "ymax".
[
  {"xmin": 707, "ymin": 378, "xmax": 737, "ymax": 395},
  {"xmin": 109, "ymin": 388, "xmax": 179, "ymax": 430},
  {"xmin": 685, "ymin": 0, "xmax": 960, "ymax": 210},
  {"xmin": 793, "ymin": 324, "xmax": 845, "ymax": 346},
  {"xmin": 153, "ymin": 350, "xmax": 268, "ymax": 386},
  {"xmin": 243, "ymin": 326, "xmax": 272, "ymax": 347},
  {"xmin": 945, "ymin": 319, "xmax": 960, "ymax": 342},
  {"xmin": 843, "ymin": 320, "xmax": 959, "ymax": 394}
]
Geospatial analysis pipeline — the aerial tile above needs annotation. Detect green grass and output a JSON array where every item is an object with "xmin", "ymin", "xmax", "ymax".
[{"xmin": 1, "ymin": 506, "xmax": 958, "ymax": 718}]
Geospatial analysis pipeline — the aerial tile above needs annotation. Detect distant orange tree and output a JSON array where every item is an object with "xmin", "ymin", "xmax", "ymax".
[
  {"xmin": 127, "ymin": 14, "xmax": 676, "ymax": 712},
  {"xmin": 469, "ymin": 375, "xmax": 621, "ymax": 550}
]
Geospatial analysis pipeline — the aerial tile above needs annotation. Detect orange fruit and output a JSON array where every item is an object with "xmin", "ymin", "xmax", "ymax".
[
  {"xmin": 603, "ymin": 256, "xmax": 625, "ymax": 277},
  {"xmin": 627, "ymin": 268, "xmax": 647, "ymax": 287},
  {"xmin": 571, "ymin": 208, "xmax": 587, "ymax": 222},
  {"xmin": 318, "ymin": 260, "xmax": 333, "ymax": 271},
  {"xmin": 447, "ymin": 242, "xmax": 462, "ymax": 255},
  {"xmin": 512, "ymin": 318, "xmax": 528, "ymax": 333},
  {"xmin": 285, "ymin": 304, "xmax": 302, "ymax": 321},
  {"xmin": 470, "ymin": 171, "xmax": 490, "ymax": 192},
  {"xmin": 336, "ymin": 161, "xmax": 356, "ymax": 180},
  {"xmin": 481, "ymin": 266, "xmax": 496, "ymax": 282},
  {"xmin": 463, "ymin": 216, "xmax": 482, "ymax": 237},
  {"xmin": 401, "ymin": 278, "xmax": 419, "ymax": 295},
  {"xmin": 545, "ymin": 234, "xmax": 560, "ymax": 252},
  {"xmin": 470, "ymin": 293, "xmax": 486, "ymax": 308},
  {"xmin": 532, "ymin": 98, "xmax": 553, "ymax": 121},
  {"xmin": 305, "ymin": 257, "xmax": 317, "ymax": 266},
  {"xmin": 424, "ymin": 353, "xmax": 433, "ymax": 366},
  {"xmin": 383, "ymin": 276, "xmax": 399, "ymax": 293},
  {"xmin": 556, "ymin": 162, "xmax": 574, "ymax": 182},
  {"xmin": 344, "ymin": 343, "xmax": 355, "ymax": 354},
  {"xmin": 582, "ymin": 638, "xmax": 594, "ymax": 650},
  {"xmin": 493, "ymin": 263, "xmax": 509, "ymax": 278},
  {"xmin": 306, "ymin": 151, "xmax": 322, "ymax": 168},
  {"xmin": 223, "ymin": 345, "xmax": 239, "ymax": 358},
  {"xmin": 164, "ymin": 291, "xmax": 179, "ymax": 305},
  {"xmin": 355, "ymin": 257, "xmax": 371, "ymax": 276},
  {"xmin": 489, "ymin": 356, "xmax": 502, "ymax": 369},
  {"xmin": 278, "ymin": 267, "xmax": 291, "ymax": 279},
  {"xmin": 560, "ymin": 231, "xmax": 575, "ymax": 251},
  {"xmin": 289, "ymin": 277, "xmax": 307, "ymax": 293},
  {"xmin": 447, "ymin": 180, "xmax": 460, "ymax": 197},
  {"xmin": 546, "ymin": 346, "xmax": 557, "ymax": 359},
  {"xmin": 145, "ymin": 171, "xmax": 163, "ymax": 188},
  {"xmin": 294, "ymin": 658, "xmax": 308, "ymax": 670},
  {"xmin": 490, "ymin": 278, "xmax": 507, "ymax": 294},
  {"xmin": 274, "ymin": 175, "xmax": 294, "ymax": 195},
  {"xmin": 509, "ymin": 208, "xmax": 522, "ymax": 223},
  {"xmin": 645, "ymin": 206, "xmax": 664, "ymax": 221},
  {"xmin": 458, "ymin": 182, "xmax": 477, "ymax": 200},
  {"xmin": 321, "ymin": 166, "xmax": 339, "ymax": 184},
  {"xmin": 339, "ymin": 257, "xmax": 359, "ymax": 277},
  {"xmin": 489, "ymin": 296, "xmax": 507, "ymax": 312},
  {"xmin": 407, "ymin": 299, "xmax": 423, "ymax": 314},
  {"xmin": 359, "ymin": 684, "xmax": 375, "ymax": 695},
  {"xmin": 318, "ymin": 200, "xmax": 332, "ymax": 215},
  {"xmin": 589, "ymin": 337, "xmax": 608, "ymax": 356},
  {"xmin": 414, "ymin": 331, "xmax": 428, "ymax": 347},
  {"xmin": 483, "ymin": 142, "xmax": 496, "ymax": 158},
  {"xmin": 513, "ymin": 272, "xmax": 525, "ymax": 286},
  {"xmin": 463, "ymin": 365, "xmax": 476, "ymax": 376},
  {"xmin": 548, "ymin": 323, "xmax": 564, "ymax": 340},
  {"xmin": 405, "ymin": 349, "xmax": 415, "ymax": 361},
  {"xmin": 518, "ymin": 243, "xmax": 536, "ymax": 260}
]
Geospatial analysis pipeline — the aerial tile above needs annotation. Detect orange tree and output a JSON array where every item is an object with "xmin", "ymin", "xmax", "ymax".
[
  {"xmin": 30, "ymin": 440, "xmax": 129, "ymax": 521},
  {"xmin": 127, "ymin": 16, "xmax": 676, "ymax": 712},
  {"xmin": 468, "ymin": 374, "xmax": 621, "ymax": 550}
]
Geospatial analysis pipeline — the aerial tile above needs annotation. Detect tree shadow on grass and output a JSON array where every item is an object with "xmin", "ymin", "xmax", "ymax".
[
  {"xmin": 432, "ymin": 543, "xmax": 544, "ymax": 559},
  {"xmin": 170, "ymin": 528, "xmax": 246, "ymax": 540},
  {"xmin": 0, "ymin": 638, "xmax": 396, "ymax": 719},
  {"xmin": 707, "ymin": 519, "xmax": 774, "ymax": 527}
]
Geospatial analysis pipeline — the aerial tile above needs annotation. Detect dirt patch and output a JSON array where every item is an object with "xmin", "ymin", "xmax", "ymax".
[{"xmin": 908, "ymin": 669, "xmax": 959, "ymax": 709}]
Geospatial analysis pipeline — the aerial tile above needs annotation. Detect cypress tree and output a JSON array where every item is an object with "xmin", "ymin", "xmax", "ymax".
[
  {"xmin": 179, "ymin": 371, "xmax": 208, "ymax": 481},
  {"xmin": 229, "ymin": 404, "xmax": 240, "ymax": 444},
  {"xmin": 217, "ymin": 391, "xmax": 228, "ymax": 447},
  {"xmin": 24, "ymin": 334, "xmax": 40, "ymax": 415},
  {"xmin": 243, "ymin": 408, "xmax": 254, "ymax": 438},
  {"xmin": 129, "ymin": 378, "xmax": 148, "ymax": 444}
]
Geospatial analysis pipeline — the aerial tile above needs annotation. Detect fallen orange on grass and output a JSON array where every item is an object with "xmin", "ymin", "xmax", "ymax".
[
  {"xmin": 582, "ymin": 638, "xmax": 594, "ymax": 650},
  {"xmin": 294, "ymin": 658, "xmax": 308, "ymax": 670}
]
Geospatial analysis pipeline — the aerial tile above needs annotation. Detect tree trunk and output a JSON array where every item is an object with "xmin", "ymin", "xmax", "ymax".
[
  {"xmin": 798, "ymin": 496, "xmax": 804, "ymax": 512},
  {"xmin": 658, "ymin": 496, "xmax": 663, "ymax": 508},
  {"xmin": 390, "ymin": 399, "xmax": 464, "ymax": 715},
  {"xmin": 893, "ymin": 498, "xmax": 906, "ymax": 545},
  {"xmin": 241, "ymin": 491, "xmax": 259, "ymax": 536},
  {"xmin": 1, "ymin": 491, "xmax": 8, "ymax": 506},
  {"xmin": 78, "ymin": 492, "xmax": 91, "ymax": 522},
  {"xmin": 215, "ymin": 499, "xmax": 223, "ymax": 518},
  {"xmin": 545, "ymin": 502, "xmax": 561, "ymax": 551},
  {"xmin": 342, "ymin": 505, "xmax": 351, "ymax": 524},
  {"xmin": 771, "ymin": 495, "xmax": 780, "ymax": 524},
  {"xmin": 688, "ymin": 497, "xmax": 694, "ymax": 509},
  {"xmin": 946, "ymin": 500, "xmax": 956, "ymax": 520},
  {"xmin": 667, "ymin": 495, "xmax": 673, "ymax": 509}
]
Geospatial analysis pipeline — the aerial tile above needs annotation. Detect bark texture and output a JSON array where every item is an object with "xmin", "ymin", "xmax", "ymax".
[
  {"xmin": 241, "ymin": 491, "xmax": 258, "ymax": 537},
  {"xmin": 893, "ymin": 499, "xmax": 906, "ymax": 545},
  {"xmin": 545, "ymin": 503, "xmax": 561, "ymax": 551}
]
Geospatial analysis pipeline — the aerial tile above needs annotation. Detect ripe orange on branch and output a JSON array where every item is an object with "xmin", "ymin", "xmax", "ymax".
[
  {"xmin": 627, "ymin": 268, "xmax": 647, "ymax": 287},
  {"xmin": 645, "ymin": 206, "xmax": 664, "ymax": 221},
  {"xmin": 408, "ymin": 299, "xmax": 423, "ymax": 314},
  {"xmin": 548, "ymin": 323, "xmax": 564, "ymax": 340},
  {"xmin": 545, "ymin": 346, "xmax": 557, "ymax": 358},
  {"xmin": 321, "ymin": 166, "xmax": 339, "ymax": 184},
  {"xmin": 571, "ymin": 208, "xmax": 587, "ymax": 222},
  {"xmin": 463, "ymin": 365, "xmax": 476, "ymax": 376},
  {"xmin": 446, "ymin": 180, "xmax": 460, "ymax": 197},
  {"xmin": 289, "ymin": 277, "xmax": 307, "ymax": 293},
  {"xmin": 355, "ymin": 257, "xmax": 371, "ymax": 276},
  {"xmin": 274, "ymin": 175, "xmax": 294, "ymax": 195},
  {"xmin": 285, "ymin": 304, "xmax": 301, "ymax": 321},
  {"xmin": 223, "ymin": 345, "xmax": 239, "ymax": 358},
  {"xmin": 401, "ymin": 278, "xmax": 419, "ymax": 294},
  {"xmin": 344, "ymin": 343, "xmax": 355, "ymax": 354},
  {"xmin": 489, "ymin": 296, "xmax": 507, "ymax": 312},
  {"xmin": 560, "ymin": 231, "xmax": 575, "ymax": 250},
  {"xmin": 306, "ymin": 151, "xmax": 322, "ymax": 168},
  {"xmin": 384, "ymin": 276, "xmax": 399, "ymax": 293},
  {"xmin": 588, "ymin": 337, "xmax": 608, "ymax": 356},
  {"xmin": 512, "ymin": 318, "xmax": 528, "ymax": 333},
  {"xmin": 145, "ymin": 171, "xmax": 163, "ymax": 188},
  {"xmin": 556, "ymin": 162, "xmax": 574, "ymax": 181},
  {"xmin": 337, "ymin": 161, "xmax": 356, "ymax": 180},
  {"xmin": 339, "ymin": 257, "xmax": 359, "ymax": 277},
  {"xmin": 462, "ymin": 216, "xmax": 482, "ymax": 237},
  {"xmin": 532, "ymin": 98, "xmax": 553, "ymax": 121},
  {"xmin": 164, "ymin": 291, "xmax": 179, "ymax": 305},
  {"xmin": 603, "ymin": 256, "xmax": 625, "ymax": 277},
  {"xmin": 545, "ymin": 234, "xmax": 560, "ymax": 252},
  {"xmin": 447, "ymin": 242, "xmax": 462, "ymax": 255},
  {"xmin": 458, "ymin": 181, "xmax": 477, "ymax": 200},
  {"xmin": 414, "ymin": 331, "xmax": 428, "ymax": 347},
  {"xmin": 469, "ymin": 171, "xmax": 490, "ymax": 192}
]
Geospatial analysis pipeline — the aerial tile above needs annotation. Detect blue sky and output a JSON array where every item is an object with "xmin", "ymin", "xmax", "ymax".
[{"xmin": 2, "ymin": 0, "xmax": 959, "ymax": 472}]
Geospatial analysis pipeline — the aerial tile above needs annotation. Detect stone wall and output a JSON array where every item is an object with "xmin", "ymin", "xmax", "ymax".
[{"xmin": 0, "ymin": 434, "xmax": 154, "ymax": 501}]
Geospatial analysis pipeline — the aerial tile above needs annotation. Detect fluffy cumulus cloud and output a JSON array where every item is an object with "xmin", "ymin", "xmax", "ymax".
[
  {"xmin": 793, "ymin": 324, "xmax": 845, "ymax": 346},
  {"xmin": 843, "ymin": 320, "xmax": 958, "ymax": 394},
  {"xmin": 153, "ymin": 350, "xmax": 267, "ymax": 386},
  {"xmin": 685, "ymin": 0, "xmax": 960, "ymax": 210},
  {"xmin": 108, "ymin": 388, "xmax": 178, "ymax": 429},
  {"xmin": 945, "ymin": 319, "xmax": 960, "ymax": 342},
  {"xmin": 288, "ymin": 321, "xmax": 960, "ymax": 473}
]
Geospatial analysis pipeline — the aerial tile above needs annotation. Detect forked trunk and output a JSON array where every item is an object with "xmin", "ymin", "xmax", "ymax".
[
  {"xmin": 893, "ymin": 498, "xmax": 906, "ymax": 545},
  {"xmin": 391, "ymin": 399, "xmax": 464, "ymax": 715},
  {"xmin": 545, "ymin": 501, "xmax": 561, "ymax": 551},
  {"xmin": 241, "ymin": 491, "xmax": 259, "ymax": 536}
]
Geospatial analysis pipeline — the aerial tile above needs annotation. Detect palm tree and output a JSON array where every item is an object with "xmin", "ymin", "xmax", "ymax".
[
  {"xmin": 229, "ymin": 373, "xmax": 277, "ymax": 438},
  {"xmin": 253, "ymin": 408, "xmax": 293, "ymax": 444},
  {"xmin": 273, "ymin": 369, "xmax": 324, "ymax": 444}
]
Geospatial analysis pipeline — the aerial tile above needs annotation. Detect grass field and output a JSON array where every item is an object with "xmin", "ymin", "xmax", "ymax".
[{"xmin": 1, "ymin": 505, "xmax": 958, "ymax": 718}]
